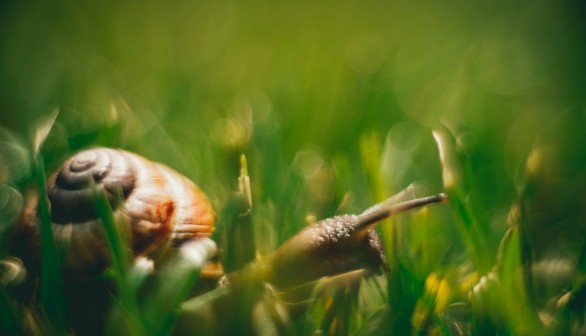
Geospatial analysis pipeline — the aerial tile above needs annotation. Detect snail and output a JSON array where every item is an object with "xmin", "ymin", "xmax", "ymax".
[
  {"xmin": 16, "ymin": 147, "xmax": 216, "ymax": 280},
  {"xmin": 17, "ymin": 147, "xmax": 447, "ymax": 284},
  {"xmin": 11, "ymin": 147, "xmax": 448, "ymax": 335}
]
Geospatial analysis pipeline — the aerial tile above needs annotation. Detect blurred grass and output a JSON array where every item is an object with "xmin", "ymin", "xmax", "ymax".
[
  {"xmin": 35, "ymin": 151, "xmax": 67, "ymax": 334},
  {"xmin": 1, "ymin": 0, "xmax": 586, "ymax": 334}
]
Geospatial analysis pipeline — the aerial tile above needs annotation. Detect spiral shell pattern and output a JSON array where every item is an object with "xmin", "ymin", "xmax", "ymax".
[
  {"xmin": 48, "ymin": 148, "xmax": 136, "ymax": 223},
  {"xmin": 43, "ymin": 148, "xmax": 215, "ymax": 279}
]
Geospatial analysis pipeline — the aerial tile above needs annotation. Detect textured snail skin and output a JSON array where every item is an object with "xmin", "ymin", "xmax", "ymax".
[
  {"xmin": 260, "ymin": 215, "xmax": 388, "ymax": 290},
  {"xmin": 21, "ymin": 147, "xmax": 215, "ymax": 280}
]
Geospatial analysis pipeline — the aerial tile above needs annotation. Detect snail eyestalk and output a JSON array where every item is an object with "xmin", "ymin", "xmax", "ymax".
[{"xmin": 356, "ymin": 193, "xmax": 448, "ymax": 231}]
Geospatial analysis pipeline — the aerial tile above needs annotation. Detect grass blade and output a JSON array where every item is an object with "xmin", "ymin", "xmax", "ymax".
[
  {"xmin": 433, "ymin": 126, "xmax": 493, "ymax": 274},
  {"xmin": 223, "ymin": 154, "xmax": 256, "ymax": 272},
  {"xmin": 141, "ymin": 239, "xmax": 217, "ymax": 336},
  {"xmin": 35, "ymin": 154, "xmax": 67, "ymax": 333},
  {"xmin": 91, "ymin": 185, "xmax": 143, "ymax": 335}
]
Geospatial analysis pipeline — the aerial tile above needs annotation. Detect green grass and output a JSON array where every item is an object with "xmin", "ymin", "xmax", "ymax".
[{"xmin": 1, "ymin": 0, "xmax": 586, "ymax": 335}]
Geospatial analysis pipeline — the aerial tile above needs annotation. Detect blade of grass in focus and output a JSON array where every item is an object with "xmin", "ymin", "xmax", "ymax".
[
  {"xmin": 223, "ymin": 154, "xmax": 255, "ymax": 272},
  {"xmin": 219, "ymin": 154, "xmax": 259, "ymax": 334},
  {"xmin": 433, "ymin": 126, "xmax": 493, "ymax": 274}
]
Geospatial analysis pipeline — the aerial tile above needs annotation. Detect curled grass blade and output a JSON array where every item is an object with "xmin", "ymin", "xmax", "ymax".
[
  {"xmin": 433, "ymin": 126, "xmax": 493, "ymax": 274},
  {"xmin": 223, "ymin": 154, "xmax": 256, "ymax": 272}
]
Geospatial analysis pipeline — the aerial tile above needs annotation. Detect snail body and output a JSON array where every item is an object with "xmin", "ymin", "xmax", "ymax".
[
  {"xmin": 238, "ymin": 193, "xmax": 447, "ymax": 290},
  {"xmin": 20, "ymin": 147, "xmax": 215, "ymax": 280},
  {"xmin": 176, "ymin": 191, "xmax": 447, "ymax": 335}
]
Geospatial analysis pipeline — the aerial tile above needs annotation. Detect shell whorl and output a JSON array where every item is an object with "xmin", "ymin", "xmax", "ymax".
[
  {"xmin": 48, "ymin": 148, "xmax": 136, "ymax": 223},
  {"xmin": 41, "ymin": 147, "xmax": 215, "ymax": 279}
]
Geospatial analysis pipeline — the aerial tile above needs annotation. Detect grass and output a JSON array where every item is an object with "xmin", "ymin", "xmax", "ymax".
[{"xmin": 1, "ymin": 0, "xmax": 586, "ymax": 335}]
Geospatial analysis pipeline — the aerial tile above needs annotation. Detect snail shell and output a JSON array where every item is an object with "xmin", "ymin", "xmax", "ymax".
[{"xmin": 23, "ymin": 147, "xmax": 215, "ymax": 279}]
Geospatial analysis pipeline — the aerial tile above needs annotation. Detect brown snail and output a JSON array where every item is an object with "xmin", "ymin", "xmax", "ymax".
[
  {"xmin": 18, "ymin": 147, "xmax": 446, "ymax": 286},
  {"xmin": 17, "ymin": 147, "xmax": 216, "ymax": 280},
  {"xmin": 11, "ymin": 147, "xmax": 447, "ymax": 335}
]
